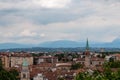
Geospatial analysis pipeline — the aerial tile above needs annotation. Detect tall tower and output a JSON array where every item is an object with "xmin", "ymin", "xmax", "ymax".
[
  {"xmin": 21, "ymin": 59, "xmax": 30, "ymax": 80},
  {"xmin": 85, "ymin": 38, "xmax": 90, "ymax": 55},
  {"xmin": 84, "ymin": 38, "xmax": 90, "ymax": 68},
  {"xmin": 86, "ymin": 38, "xmax": 89, "ymax": 51}
]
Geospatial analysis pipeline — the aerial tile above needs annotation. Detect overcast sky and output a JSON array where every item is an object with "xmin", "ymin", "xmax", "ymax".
[{"xmin": 0, "ymin": 0, "xmax": 120, "ymax": 44}]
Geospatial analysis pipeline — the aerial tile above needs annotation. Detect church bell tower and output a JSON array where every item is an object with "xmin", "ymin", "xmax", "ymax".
[
  {"xmin": 85, "ymin": 38, "xmax": 90, "ymax": 55},
  {"xmin": 84, "ymin": 38, "xmax": 91, "ymax": 68},
  {"xmin": 21, "ymin": 59, "xmax": 30, "ymax": 80}
]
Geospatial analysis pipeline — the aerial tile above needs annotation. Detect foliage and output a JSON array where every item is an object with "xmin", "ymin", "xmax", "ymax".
[
  {"xmin": 55, "ymin": 54, "xmax": 64, "ymax": 61},
  {"xmin": 75, "ymin": 61, "xmax": 120, "ymax": 80},
  {"xmin": 0, "ymin": 59, "xmax": 19, "ymax": 80},
  {"xmin": 0, "ymin": 58, "xmax": 3, "ymax": 70},
  {"xmin": 9, "ymin": 69, "xmax": 19, "ymax": 77},
  {"xmin": 58, "ymin": 77, "xmax": 65, "ymax": 80},
  {"xmin": 75, "ymin": 70, "xmax": 120, "ymax": 80},
  {"xmin": 71, "ymin": 63, "xmax": 83, "ymax": 70},
  {"xmin": 104, "ymin": 61, "xmax": 120, "ymax": 68}
]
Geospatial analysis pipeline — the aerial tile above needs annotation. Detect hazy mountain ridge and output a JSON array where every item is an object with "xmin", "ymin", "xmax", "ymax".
[
  {"xmin": 0, "ymin": 38, "xmax": 120, "ymax": 49},
  {"xmin": 39, "ymin": 40, "xmax": 85, "ymax": 48},
  {"xmin": 0, "ymin": 43, "xmax": 34, "ymax": 49}
]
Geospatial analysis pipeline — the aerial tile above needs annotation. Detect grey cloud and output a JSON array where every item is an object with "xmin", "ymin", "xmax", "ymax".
[
  {"xmin": 0, "ymin": 0, "xmax": 120, "ymax": 43},
  {"xmin": 0, "ymin": 3, "xmax": 96, "ymax": 25}
]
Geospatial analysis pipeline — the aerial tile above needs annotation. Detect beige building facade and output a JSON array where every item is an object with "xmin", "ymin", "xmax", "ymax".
[
  {"xmin": 0, "ymin": 53, "xmax": 33, "ymax": 68},
  {"xmin": 10, "ymin": 56, "xmax": 33, "ymax": 67}
]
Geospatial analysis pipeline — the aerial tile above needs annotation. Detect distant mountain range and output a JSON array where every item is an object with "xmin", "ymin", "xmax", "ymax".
[
  {"xmin": 0, "ymin": 38, "xmax": 120, "ymax": 49},
  {"xmin": 0, "ymin": 43, "xmax": 34, "ymax": 49},
  {"xmin": 39, "ymin": 38, "xmax": 120, "ymax": 48},
  {"xmin": 38, "ymin": 40, "xmax": 85, "ymax": 48}
]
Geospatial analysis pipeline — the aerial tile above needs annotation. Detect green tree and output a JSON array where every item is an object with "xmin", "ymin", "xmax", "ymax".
[
  {"xmin": 71, "ymin": 63, "xmax": 83, "ymax": 70},
  {"xmin": 0, "ymin": 58, "xmax": 3, "ymax": 70},
  {"xmin": 0, "ymin": 58, "xmax": 19, "ymax": 80}
]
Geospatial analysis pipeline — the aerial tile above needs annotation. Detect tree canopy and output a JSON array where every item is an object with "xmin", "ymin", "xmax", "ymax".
[
  {"xmin": 0, "ymin": 59, "xmax": 19, "ymax": 80},
  {"xmin": 75, "ymin": 61, "xmax": 120, "ymax": 80}
]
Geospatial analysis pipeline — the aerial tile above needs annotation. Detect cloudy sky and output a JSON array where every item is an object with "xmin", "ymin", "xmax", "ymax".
[{"xmin": 0, "ymin": 0, "xmax": 120, "ymax": 44}]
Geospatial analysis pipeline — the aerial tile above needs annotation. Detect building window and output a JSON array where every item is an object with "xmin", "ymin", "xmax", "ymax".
[
  {"xmin": 90, "ymin": 62, "xmax": 92, "ymax": 65},
  {"xmin": 82, "ymin": 62, "xmax": 84, "ymax": 65},
  {"xmin": 99, "ymin": 62, "xmax": 101, "ymax": 65},
  {"xmin": 23, "ymin": 74, "xmax": 26, "ymax": 78}
]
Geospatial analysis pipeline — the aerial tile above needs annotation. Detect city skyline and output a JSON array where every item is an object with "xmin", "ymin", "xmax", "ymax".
[{"xmin": 0, "ymin": 0, "xmax": 120, "ymax": 44}]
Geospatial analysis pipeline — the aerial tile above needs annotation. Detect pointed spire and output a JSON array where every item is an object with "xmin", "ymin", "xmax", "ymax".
[{"xmin": 86, "ymin": 38, "xmax": 89, "ymax": 51}]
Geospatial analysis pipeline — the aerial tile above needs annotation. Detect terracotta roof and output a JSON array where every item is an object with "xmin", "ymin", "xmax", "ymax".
[
  {"xmin": 74, "ymin": 69, "xmax": 85, "ymax": 74},
  {"xmin": 32, "ymin": 63, "xmax": 56, "ymax": 68},
  {"xmin": 11, "ymin": 53, "xmax": 32, "ymax": 57},
  {"xmin": 112, "ymin": 54, "xmax": 120, "ymax": 57},
  {"xmin": 30, "ymin": 66, "xmax": 76, "ymax": 80},
  {"xmin": 91, "ymin": 57, "xmax": 104, "ymax": 61},
  {"xmin": 0, "ymin": 53, "xmax": 9, "ymax": 56},
  {"xmin": 30, "ymin": 68, "xmax": 44, "ymax": 78},
  {"xmin": 0, "ymin": 52, "xmax": 32, "ymax": 57},
  {"xmin": 76, "ymin": 58, "xmax": 85, "ymax": 61},
  {"xmin": 39, "ymin": 56, "xmax": 58, "ymax": 59}
]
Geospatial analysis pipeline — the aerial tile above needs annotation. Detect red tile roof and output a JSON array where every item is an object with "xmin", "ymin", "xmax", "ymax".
[{"xmin": 91, "ymin": 57, "xmax": 104, "ymax": 61}]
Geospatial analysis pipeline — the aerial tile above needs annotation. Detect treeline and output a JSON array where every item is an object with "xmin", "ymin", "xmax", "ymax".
[
  {"xmin": 104, "ymin": 61, "xmax": 120, "ymax": 68},
  {"xmin": 0, "ymin": 59, "xmax": 19, "ymax": 80},
  {"xmin": 75, "ymin": 61, "xmax": 120, "ymax": 80},
  {"xmin": 0, "ymin": 47, "xmax": 120, "ymax": 53},
  {"xmin": 75, "ymin": 69, "xmax": 120, "ymax": 80}
]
